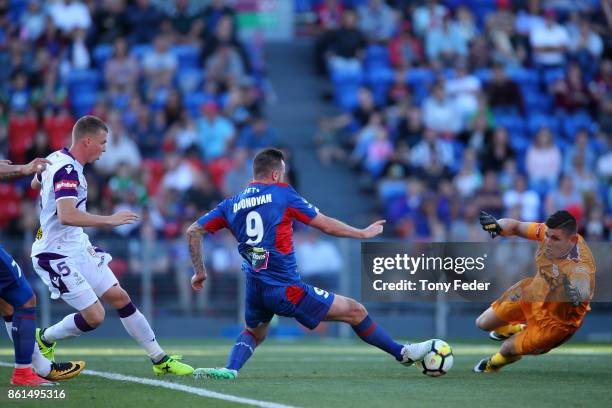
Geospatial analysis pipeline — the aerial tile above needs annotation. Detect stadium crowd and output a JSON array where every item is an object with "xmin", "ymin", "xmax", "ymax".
[
  {"xmin": 0, "ymin": 0, "xmax": 300, "ymax": 308},
  {"xmin": 309, "ymin": 0, "xmax": 612, "ymax": 241}
]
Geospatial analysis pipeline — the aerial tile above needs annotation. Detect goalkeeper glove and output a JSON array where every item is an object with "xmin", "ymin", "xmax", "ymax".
[{"xmin": 479, "ymin": 211, "xmax": 503, "ymax": 239}]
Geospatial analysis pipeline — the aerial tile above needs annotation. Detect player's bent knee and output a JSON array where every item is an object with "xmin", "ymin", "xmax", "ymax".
[{"xmin": 82, "ymin": 302, "xmax": 105, "ymax": 328}]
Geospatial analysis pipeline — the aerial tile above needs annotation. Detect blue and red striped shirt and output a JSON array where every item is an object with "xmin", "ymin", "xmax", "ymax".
[{"xmin": 197, "ymin": 182, "xmax": 319, "ymax": 285}]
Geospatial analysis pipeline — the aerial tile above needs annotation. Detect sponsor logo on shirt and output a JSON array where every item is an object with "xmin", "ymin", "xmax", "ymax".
[{"xmin": 54, "ymin": 180, "xmax": 78, "ymax": 192}]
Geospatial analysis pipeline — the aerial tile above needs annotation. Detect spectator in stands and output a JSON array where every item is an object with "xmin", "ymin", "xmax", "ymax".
[
  {"xmin": 453, "ymin": 148, "xmax": 482, "ymax": 199},
  {"xmin": 425, "ymin": 13, "xmax": 468, "ymax": 66},
  {"xmin": 568, "ymin": 17, "xmax": 603, "ymax": 76},
  {"xmin": 502, "ymin": 174, "xmax": 540, "ymax": 221},
  {"xmin": 545, "ymin": 174, "xmax": 584, "ymax": 217},
  {"xmin": 168, "ymin": 0, "xmax": 203, "ymax": 44},
  {"xmin": 475, "ymin": 171, "xmax": 504, "ymax": 219},
  {"xmin": 486, "ymin": 5, "xmax": 526, "ymax": 67},
  {"xmin": 551, "ymin": 62, "xmax": 592, "ymax": 113},
  {"xmin": 327, "ymin": 9, "xmax": 367, "ymax": 73},
  {"xmin": 480, "ymin": 126, "xmax": 515, "ymax": 173},
  {"xmin": 396, "ymin": 105, "xmax": 424, "ymax": 148},
  {"xmin": 455, "ymin": 6, "xmax": 477, "ymax": 45},
  {"xmin": 316, "ymin": 0, "xmax": 344, "ymax": 32},
  {"xmin": 196, "ymin": 101, "xmax": 235, "ymax": 162},
  {"xmin": 202, "ymin": 15, "xmax": 250, "ymax": 73},
  {"xmin": 296, "ymin": 231, "xmax": 343, "ymax": 290},
  {"xmin": 365, "ymin": 124, "xmax": 393, "ymax": 178},
  {"xmin": 564, "ymin": 129, "xmax": 596, "ymax": 172},
  {"xmin": 358, "ymin": 0, "xmax": 397, "ymax": 43},
  {"xmin": 201, "ymin": 0, "xmax": 236, "ymax": 37},
  {"xmin": 223, "ymin": 148, "xmax": 252, "ymax": 197},
  {"xmin": 91, "ymin": 0, "xmax": 128, "ymax": 45},
  {"xmin": 410, "ymin": 128, "xmax": 454, "ymax": 170},
  {"xmin": 19, "ymin": 0, "xmax": 46, "ymax": 42},
  {"xmin": 526, "ymin": 127, "xmax": 562, "ymax": 192},
  {"xmin": 48, "ymin": 0, "xmax": 92, "ymax": 34},
  {"xmin": 8, "ymin": 71, "xmax": 31, "ymax": 113},
  {"xmin": 445, "ymin": 60, "xmax": 481, "ymax": 121},
  {"xmin": 486, "ymin": 63, "xmax": 524, "ymax": 114},
  {"xmin": 412, "ymin": 0, "xmax": 447, "ymax": 38},
  {"xmin": 515, "ymin": 0, "xmax": 544, "ymax": 37},
  {"xmin": 105, "ymin": 37, "xmax": 139, "ymax": 95},
  {"xmin": 125, "ymin": 0, "xmax": 162, "ymax": 44},
  {"xmin": 161, "ymin": 152, "xmax": 195, "ymax": 193},
  {"xmin": 142, "ymin": 35, "xmax": 178, "ymax": 87},
  {"xmin": 183, "ymin": 171, "xmax": 222, "ymax": 219},
  {"xmin": 389, "ymin": 21, "xmax": 424, "ymax": 69},
  {"xmin": 205, "ymin": 43, "xmax": 247, "ymax": 87},
  {"xmin": 94, "ymin": 111, "xmax": 142, "ymax": 175},
  {"xmin": 237, "ymin": 115, "xmax": 278, "ymax": 151},
  {"xmin": 65, "ymin": 28, "xmax": 91, "ymax": 70},
  {"xmin": 529, "ymin": 8, "xmax": 569, "ymax": 69},
  {"xmin": 569, "ymin": 154, "xmax": 598, "ymax": 196},
  {"xmin": 25, "ymin": 129, "xmax": 52, "ymax": 164},
  {"xmin": 422, "ymin": 82, "xmax": 462, "ymax": 135}
]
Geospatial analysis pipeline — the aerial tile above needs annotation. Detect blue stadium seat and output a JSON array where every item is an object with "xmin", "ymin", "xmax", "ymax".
[
  {"xmin": 405, "ymin": 68, "xmax": 435, "ymax": 86},
  {"xmin": 561, "ymin": 112, "xmax": 597, "ymax": 140},
  {"xmin": 171, "ymin": 45, "xmax": 200, "ymax": 70},
  {"xmin": 527, "ymin": 113, "xmax": 560, "ymax": 136},
  {"xmin": 366, "ymin": 67, "xmax": 394, "ymax": 106},
  {"xmin": 93, "ymin": 44, "xmax": 115, "ymax": 70},
  {"xmin": 523, "ymin": 89, "xmax": 553, "ymax": 114},
  {"xmin": 495, "ymin": 114, "xmax": 526, "ymax": 135},
  {"xmin": 183, "ymin": 92, "xmax": 209, "ymax": 117},
  {"xmin": 71, "ymin": 91, "xmax": 97, "ymax": 117},
  {"xmin": 507, "ymin": 67, "xmax": 539, "ymax": 88},
  {"xmin": 365, "ymin": 45, "xmax": 390, "ymax": 70},
  {"xmin": 543, "ymin": 67, "xmax": 566, "ymax": 86},
  {"xmin": 130, "ymin": 44, "xmax": 153, "ymax": 61}
]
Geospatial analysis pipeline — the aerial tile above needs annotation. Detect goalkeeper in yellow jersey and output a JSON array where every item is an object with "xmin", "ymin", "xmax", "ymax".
[{"xmin": 474, "ymin": 210, "xmax": 595, "ymax": 373}]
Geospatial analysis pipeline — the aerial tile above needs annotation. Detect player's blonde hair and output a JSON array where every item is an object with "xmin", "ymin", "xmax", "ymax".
[{"xmin": 72, "ymin": 115, "xmax": 108, "ymax": 143}]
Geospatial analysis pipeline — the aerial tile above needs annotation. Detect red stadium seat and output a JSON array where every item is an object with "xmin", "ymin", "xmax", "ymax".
[{"xmin": 0, "ymin": 184, "xmax": 21, "ymax": 228}]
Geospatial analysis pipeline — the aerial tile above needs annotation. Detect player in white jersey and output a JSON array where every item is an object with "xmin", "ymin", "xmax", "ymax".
[{"xmin": 30, "ymin": 115, "xmax": 193, "ymax": 376}]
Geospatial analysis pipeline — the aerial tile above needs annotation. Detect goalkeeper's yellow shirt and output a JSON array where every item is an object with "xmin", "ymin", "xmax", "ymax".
[{"xmin": 521, "ymin": 223, "xmax": 596, "ymax": 328}]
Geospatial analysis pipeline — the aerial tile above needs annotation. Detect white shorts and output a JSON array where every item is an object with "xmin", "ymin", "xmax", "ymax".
[{"xmin": 32, "ymin": 245, "xmax": 118, "ymax": 311}]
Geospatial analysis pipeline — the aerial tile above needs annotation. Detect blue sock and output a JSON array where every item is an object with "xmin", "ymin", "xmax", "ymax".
[
  {"xmin": 352, "ymin": 315, "xmax": 403, "ymax": 361},
  {"xmin": 12, "ymin": 307, "xmax": 36, "ymax": 365},
  {"xmin": 226, "ymin": 330, "xmax": 258, "ymax": 371}
]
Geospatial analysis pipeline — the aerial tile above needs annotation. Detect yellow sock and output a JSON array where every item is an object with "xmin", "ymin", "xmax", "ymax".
[
  {"xmin": 495, "ymin": 324, "xmax": 525, "ymax": 338},
  {"xmin": 487, "ymin": 352, "xmax": 522, "ymax": 371}
]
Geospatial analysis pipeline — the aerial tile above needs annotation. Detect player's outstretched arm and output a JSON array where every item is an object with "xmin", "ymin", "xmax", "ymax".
[
  {"xmin": 309, "ymin": 213, "xmax": 385, "ymax": 239},
  {"xmin": 186, "ymin": 221, "xmax": 208, "ymax": 291},
  {"xmin": 57, "ymin": 198, "xmax": 139, "ymax": 228},
  {"xmin": 0, "ymin": 158, "xmax": 50, "ymax": 181},
  {"xmin": 479, "ymin": 212, "xmax": 532, "ymax": 240}
]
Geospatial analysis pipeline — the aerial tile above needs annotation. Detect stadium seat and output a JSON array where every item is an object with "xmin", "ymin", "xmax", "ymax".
[
  {"xmin": 523, "ymin": 89, "xmax": 553, "ymax": 114},
  {"xmin": 171, "ymin": 45, "xmax": 201, "ymax": 70},
  {"xmin": 0, "ymin": 183, "xmax": 21, "ymax": 228},
  {"xmin": 527, "ymin": 114, "xmax": 560, "ymax": 136},
  {"xmin": 365, "ymin": 45, "xmax": 391, "ymax": 70},
  {"xmin": 561, "ymin": 112, "xmax": 597, "ymax": 140},
  {"xmin": 365, "ymin": 67, "xmax": 394, "ymax": 106},
  {"xmin": 130, "ymin": 44, "xmax": 153, "ymax": 62},
  {"xmin": 71, "ymin": 91, "xmax": 97, "ymax": 117},
  {"xmin": 93, "ymin": 44, "xmax": 115, "ymax": 69}
]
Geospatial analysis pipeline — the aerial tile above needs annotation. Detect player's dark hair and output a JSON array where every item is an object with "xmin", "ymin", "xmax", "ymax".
[
  {"xmin": 72, "ymin": 115, "xmax": 108, "ymax": 142},
  {"xmin": 545, "ymin": 210, "xmax": 577, "ymax": 235},
  {"xmin": 253, "ymin": 148, "xmax": 284, "ymax": 180}
]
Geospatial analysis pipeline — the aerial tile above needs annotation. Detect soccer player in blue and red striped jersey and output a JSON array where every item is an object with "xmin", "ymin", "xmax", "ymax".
[{"xmin": 187, "ymin": 148, "xmax": 433, "ymax": 379}]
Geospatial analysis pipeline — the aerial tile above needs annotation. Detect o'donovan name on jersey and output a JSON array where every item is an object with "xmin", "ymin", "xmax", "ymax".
[{"xmin": 233, "ymin": 194, "xmax": 273, "ymax": 213}]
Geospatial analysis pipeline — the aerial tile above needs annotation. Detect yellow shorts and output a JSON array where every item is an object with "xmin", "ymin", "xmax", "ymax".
[{"xmin": 492, "ymin": 279, "xmax": 576, "ymax": 355}]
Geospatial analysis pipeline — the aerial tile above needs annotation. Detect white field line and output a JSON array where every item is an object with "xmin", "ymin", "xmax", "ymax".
[{"xmin": 0, "ymin": 361, "xmax": 297, "ymax": 408}]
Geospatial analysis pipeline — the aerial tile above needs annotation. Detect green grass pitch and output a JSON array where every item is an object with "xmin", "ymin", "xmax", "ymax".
[{"xmin": 1, "ymin": 339, "xmax": 611, "ymax": 408}]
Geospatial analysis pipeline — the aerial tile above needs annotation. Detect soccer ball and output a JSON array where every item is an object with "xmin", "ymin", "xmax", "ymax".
[{"xmin": 418, "ymin": 339, "xmax": 454, "ymax": 377}]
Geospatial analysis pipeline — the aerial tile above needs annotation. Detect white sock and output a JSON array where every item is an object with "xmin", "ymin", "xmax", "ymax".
[
  {"xmin": 4, "ymin": 320, "xmax": 52, "ymax": 377},
  {"xmin": 43, "ymin": 313, "xmax": 85, "ymax": 342},
  {"xmin": 120, "ymin": 310, "xmax": 165, "ymax": 362}
]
